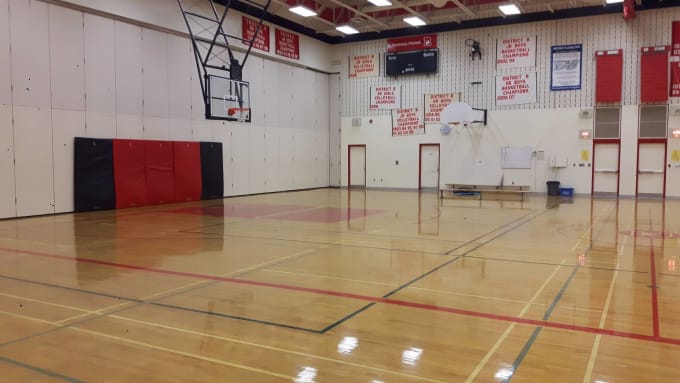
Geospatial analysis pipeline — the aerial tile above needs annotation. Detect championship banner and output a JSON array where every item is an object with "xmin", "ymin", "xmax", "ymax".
[
  {"xmin": 349, "ymin": 54, "xmax": 379, "ymax": 78},
  {"xmin": 275, "ymin": 28, "xmax": 299, "ymax": 60},
  {"xmin": 392, "ymin": 108, "xmax": 424, "ymax": 136},
  {"xmin": 496, "ymin": 72, "xmax": 537, "ymax": 106},
  {"xmin": 241, "ymin": 16, "xmax": 270, "ymax": 52},
  {"xmin": 387, "ymin": 34, "xmax": 437, "ymax": 53},
  {"xmin": 496, "ymin": 36, "xmax": 536, "ymax": 70},
  {"xmin": 551, "ymin": 44, "xmax": 582, "ymax": 91},
  {"xmin": 672, "ymin": 21, "xmax": 680, "ymax": 57},
  {"xmin": 671, "ymin": 62, "xmax": 680, "ymax": 97},
  {"xmin": 370, "ymin": 86, "xmax": 401, "ymax": 110},
  {"xmin": 424, "ymin": 93, "xmax": 460, "ymax": 124}
]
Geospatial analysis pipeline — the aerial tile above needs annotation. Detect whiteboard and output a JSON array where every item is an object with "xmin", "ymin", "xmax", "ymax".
[{"xmin": 501, "ymin": 146, "xmax": 532, "ymax": 169}]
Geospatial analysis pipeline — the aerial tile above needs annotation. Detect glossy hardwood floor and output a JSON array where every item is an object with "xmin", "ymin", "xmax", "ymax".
[{"xmin": 0, "ymin": 188, "xmax": 679, "ymax": 382}]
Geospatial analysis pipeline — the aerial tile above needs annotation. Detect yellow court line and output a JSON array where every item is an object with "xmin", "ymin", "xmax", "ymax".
[
  {"xmin": 571, "ymin": 224, "xmax": 594, "ymax": 252},
  {"xmin": 108, "ymin": 315, "xmax": 449, "ymax": 383},
  {"xmin": 71, "ymin": 327, "xmax": 295, "ymax": 381},
  {"xmin": 464, "ymin": 260, "xmax": 566, "ymax": 383}
]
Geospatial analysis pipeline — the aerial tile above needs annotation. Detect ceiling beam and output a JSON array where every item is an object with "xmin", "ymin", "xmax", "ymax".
[
  {"xmin": 451, "ymin": 0, "xmax": 476, "ymax": 17},
  {"xmin": 324, "ymin": 0, "xmax": 390, "ymax": 28}
]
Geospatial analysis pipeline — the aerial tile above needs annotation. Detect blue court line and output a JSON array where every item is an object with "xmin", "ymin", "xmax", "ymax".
[
  {"xmin": 0, "ymin": 356, "xmax": 87, "ymax": 383},
  {"xmin": 0, "ymin": 274, "xmax": 322, "ymax": 336},
  {"xmin": 321, "ymin": 208, "xmax": 552, "ymax": 333},
  {"xmin": 501, "ymin": 207, "xmax": 617, "ymax": 383}
]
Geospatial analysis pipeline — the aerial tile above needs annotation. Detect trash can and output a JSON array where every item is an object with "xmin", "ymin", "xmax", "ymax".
[{"xmin": 546, "ymin": 181, "xmax": 560, "ymax": 196}]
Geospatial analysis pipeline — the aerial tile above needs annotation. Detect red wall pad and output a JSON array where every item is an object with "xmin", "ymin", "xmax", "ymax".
[
  {"xmin": 113, "ymin": 139, "xmax": 148, "ymax": 208},
  {"xmin": 595, "ymin": 49, "xmax": 623, "ymax": 104},
  {"xmin": 173, "ymin": 142, "xmax": 202, "ymax": 203},
  {"xmin": 145, "ymin": 140, "xmax": 175, "ymax": 205},
  {"xmin": 640, "ymin": 46, "xmax": 670, "ymax": 103}
]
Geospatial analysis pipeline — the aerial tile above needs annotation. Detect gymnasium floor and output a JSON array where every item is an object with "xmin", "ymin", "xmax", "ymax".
[{"xmin": 0, "ymin": 188, "xmax": 679, "ymax": 383}]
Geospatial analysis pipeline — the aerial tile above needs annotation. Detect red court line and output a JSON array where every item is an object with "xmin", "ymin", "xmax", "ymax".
[
  {"xmin": 648, "ymin": 210, "xmax": 660, "ymax": 338},
  {"xmin": 2, "ymin": 246, "xmax": 680, "ymax": 347}
]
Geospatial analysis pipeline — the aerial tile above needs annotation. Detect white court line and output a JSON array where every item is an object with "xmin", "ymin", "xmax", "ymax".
[
  {"xmin": 464, "ymin": 259, "xmax": 567, "ymax": 383},
  {"xmin": 582, "ymin": 269, "xmax": 619, "ymax": 383}
]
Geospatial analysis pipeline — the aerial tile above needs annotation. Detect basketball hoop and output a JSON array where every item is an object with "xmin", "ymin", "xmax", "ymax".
[{"xmin": 227, "ymin": 107, "xmax": 251, "ymax": 122}]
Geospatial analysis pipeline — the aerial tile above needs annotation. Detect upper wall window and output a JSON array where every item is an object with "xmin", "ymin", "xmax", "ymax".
[
  {"xmin": 594, "ymin": 107, "xmax": 621, "ymax": 139},
  {"xmin": 638, "ymin": 105, "xmax": 668, "ymax": 139}
]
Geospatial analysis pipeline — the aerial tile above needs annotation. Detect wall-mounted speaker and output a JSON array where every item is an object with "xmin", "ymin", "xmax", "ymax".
[{"xmin": 579, "ymin": 108, "xmax": 593, "ymax": 119}]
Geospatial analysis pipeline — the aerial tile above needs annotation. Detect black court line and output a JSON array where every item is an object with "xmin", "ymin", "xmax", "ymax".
[
  {"xmin": 0, "ymin": 274, "xmax": 144, "ymax": 303},
  {"xmin": 502, "ymin": 206, "xmax": 618, "ymax": 383},
  {"xmin": 0, "ymin": 356, "xmax": 87, "ymax": 383},
  {"xmin": 321, "ymin": 208, "xmax": 550, "ymax": 333}
]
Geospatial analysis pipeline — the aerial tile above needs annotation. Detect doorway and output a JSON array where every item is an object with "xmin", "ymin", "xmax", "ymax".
[
  {"xmin": 348, "ymin": 145, "xmax": 366, "ymax": 188},
  {"xmin": 419, "ymin": 144, "xmax": 440, "ymax": 190}
]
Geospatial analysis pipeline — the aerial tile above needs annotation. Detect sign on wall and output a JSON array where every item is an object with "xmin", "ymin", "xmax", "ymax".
[
  {"xmin": 673, "ymin": 21, "xmax": 680, "ymax": 57},
  {"xmin": 370, "ymin": 86, "xmax": 401, "ymax": 110},
  {"xmin": 424, "ymin": 93, "xmax": 460, "ymax": 124},
  {"xmin": 551, "ymin": 44, "xmax": 582, "ymax": 91},
  {"xmin": 496, "ymin": 36, "xmax": 536, "ymax": 70},
  {"xmin": 275, "ymin": 28, "xmax": 300, "ymax": 60},
  {"xmin": 495, "ymin": 72, "xmax": 537, "ymax": 106},
  {"xmin": 349, "ymin": 54, "xmax": 379, "ymax": 78},
  {"xmin": 387, "ymin": 34, "xmax": 437, "ymax": 53},
  {"xmin": 392, "ymin": 108, "xmax": 424, "ymax": 136},
  {"xmin": 671, "ymin": 61, "xmax": 680, "ymax": 97},
  {"xmin": 242, "ymin": 16, "xmax": 270, "ymax": 52}
]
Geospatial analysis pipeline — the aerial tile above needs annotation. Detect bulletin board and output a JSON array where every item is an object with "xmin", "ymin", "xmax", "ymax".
[{"xmin": 501, "ymin": 146, "xmax": 532, "ymax": 169}]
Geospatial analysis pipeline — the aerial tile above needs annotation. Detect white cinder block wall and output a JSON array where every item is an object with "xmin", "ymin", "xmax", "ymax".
[
  {"xmin": 336, "ymin": 7, "xmax": 680, "ymax": 196},
  {"xmin": 0, "ymin": 0, "xmax": 332, "ymax": 219}
]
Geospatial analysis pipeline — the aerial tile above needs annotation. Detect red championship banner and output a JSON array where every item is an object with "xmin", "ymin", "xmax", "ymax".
[
  {"xmin": 349, "ymin": 54, "xmax": 379, "ymax": 78},
  {"xmin": 671, "ymin": 62, "xmax": 680, "ymax": 97},
  {"xmin": 424, "ymin": 93, "xmax": 460, "ymax": 124},
  {"xmin": 392, "ymin": 108, "xmax": 424, "ymax": 136},
  {"xmin": 242, "ymin": 16, "xmax": 270, "ymax": 52},
  {"xmin": 370, "ymin": 86, "xmax": 401, "ymax": 110},
  {"xmin": 387, "ymin": 34, "xmax": 437, "ymax": 53},
  {"xmin": 275, "ymin": 28, "xmax": 299, "ymax": 60},
  {"xmin": 672, "ymin": 21, "xmax": 680, "ymax": 57}
]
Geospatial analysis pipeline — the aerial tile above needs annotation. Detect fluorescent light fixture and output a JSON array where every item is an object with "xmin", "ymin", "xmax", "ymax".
[
  {"xmin": 498, "ymin": 3, "xmax": 521, "ymax": 15},
  {"xmin": 604, "ymin": 0, "xmax": 624, "ymax": 3},
  {"xmin": 289, "ymin": 5, "xmax": 317, "ymax": 17},
  {"xmin": 368, "ymin": 0, "xmax": 392, "ymax": 6},
  {"xmin": 404, "ymin": 16, "xmax": 426, "ymax": 26},
  {"xmin": 336, "ymin": 25, "xmax": 359, "ymax": 35}
]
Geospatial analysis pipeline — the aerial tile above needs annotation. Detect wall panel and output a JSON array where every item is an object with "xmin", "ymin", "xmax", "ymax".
[
  {"xmin": 84, "ymin": 14, "xmax": 116, "ymax": 114},
  {"xmin": 142, "ymin": 28, "xmax": 169, "ymax": 118},
  {"xmin": 167, "ymin": 35, "xmax": 192, "ymax": 120},
  {"xmin": 48, "ymin": 5, "xmax": 85, "ymax": 111},
  {"xmin": 52, "ymin": 109, "xmax": 86, "ymax": 213},
  {"xmin": 212, "ymin": 122, "xmax": 233, "ymax": 196},
  {"xmin": 0, "ymin": 0, "xmax": 11, "ymax": 105},
  {"xmin": 115, "ymin": 21, "xmax": 143, "ymax": 115},
  {"xmin": 0, "ymin": 105, "xmax": 15, "ymax": 218},
  {"xmin": 143, "ymin": 117, "xmax": 169, "ymax": 140},
  {"xmin": 231, "ymin": 127, "xmax": 251, "ymax": 195},
  {"xmin": 13, "ymin": 106, "xmax": 54, "ymax": 216},
  {"xmin": 10, "ymin": 0, "xmax": 50, "ymax": 108},
  {"xmin": 249, "ymin": 126, "xmax": 265, "ymax": 193},
  {"xmin": 86, "ymin": 111, "xmax": 116, "ymax": 138},
  {"xmin": 116, "ymin": 114, "xmax": 143, "ymax": 139}
]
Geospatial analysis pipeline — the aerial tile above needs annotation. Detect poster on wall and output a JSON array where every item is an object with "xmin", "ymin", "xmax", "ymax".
[
  {"xmin": 387, "ymin": 34, "xmax": 437, "ymax": 53},
  {"xmin": 671, "ymin": 61, "xmax": 680, "ymax": 97},
  {"xmin": 673, "ymin": 21, "xmax": 680, "ymax": 56},
  {"xmin": 495, "ymin": 72, "xmax": 537, "ymax": 106},
  {"xmin": 424, "ymin": 93, "xmax": 460, "ymax": 124},
  {"xmin": 242, "ymin": 16, "xmax": 270, "ymax": 52},
  {"xmin": 392, "ymin": 108, "xmax": 425, "ymax": 136},
  {"xmin": 551, "ymin": 44, "xmax": 582, "ymax": 90},
  {"xmin": 370, "ymin": 86, "xmax": 401, "ymax": 109},
  {"xmin": 496, "ymin": 36, "xmax": 536, "ymax": 70},
  {"xmin": 275, "ymin": 28, "xmax": 300, "ymax": 60},
  {"xmin": 349, "ymin": 54, "xmax": 379, "ymax": 78}
]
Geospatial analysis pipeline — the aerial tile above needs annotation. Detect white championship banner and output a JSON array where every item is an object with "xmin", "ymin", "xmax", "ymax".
[
  {"xmin": 496, "ymin": 36, "xmax": 536, "ymax": 70},
  {"xmin": 424, "ymin": 93, "xmax": 460, "ymax": 124},
  {"xmin": 370, "ymin": 86, "xmax": 401, "ymax": 110},
  {"xmin": 392, "ymin": 108, "xmax": 424, "ymax": 136},
  {"xmin": 349, "ymin": 54, "xmax": 379, "ymax": 78},
  {"xmin": 496, "ymin": 72, "xmax": 537, "ymax": 106}
]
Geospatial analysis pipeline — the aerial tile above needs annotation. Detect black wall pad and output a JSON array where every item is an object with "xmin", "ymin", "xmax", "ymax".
[
  {"xmin": 74, "ymin": 137, "xmax": 116, "ymax": 212},
  {"xmin": 200, "ymin": 142, "xmax": 224, "ymax": 200}
]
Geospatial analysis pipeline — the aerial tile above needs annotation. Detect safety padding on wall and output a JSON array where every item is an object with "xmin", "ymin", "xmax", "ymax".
[
  {"xmin": 74, "ymin": 137, "xmax": 116, "ymax": 212},
  {"xmin": 200, "ymin": 142, "xmax": 224, "ymax": 200},
  {"xmin": 173, "ymin": 142, "xmax": 202, "ymax": 203},
  {"xmin": 145, "ymin": 141, "xmax": 175, "ymax": 205},
  {"xmin": 113, "ymin": 139, "xmax": 148, "ymax": 208}
]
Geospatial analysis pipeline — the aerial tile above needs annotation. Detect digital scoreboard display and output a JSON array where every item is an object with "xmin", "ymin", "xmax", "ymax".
[{"xmin": 385, "ymin": 49, "xmax": 438, "ymax": 77}]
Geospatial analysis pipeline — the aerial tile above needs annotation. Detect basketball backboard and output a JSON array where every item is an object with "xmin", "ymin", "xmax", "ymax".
[{"xmin": 206, "ymin": 74, "xmax": 251, "ymax": 122}]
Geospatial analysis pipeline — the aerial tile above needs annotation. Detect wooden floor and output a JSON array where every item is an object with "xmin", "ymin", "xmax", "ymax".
[{"xmin": 1, "ymin": 188, "xmax": 679, "ymax": 382}]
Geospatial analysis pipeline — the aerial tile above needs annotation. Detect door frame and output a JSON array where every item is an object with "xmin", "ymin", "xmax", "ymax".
[
  {"xmin": 347, "ymin": 144, "xmax": 366, "ymax": 188},
  {"xmin": 592, "ymin": 139, "xmax": 621, "ymax": 196},
  {"xmin": 635, "ymin": 138, "xmax": 667, "ymax": 198},
  {"xmin": 419, "ymin": 143, "xmax": 441, "ymax": 190}
]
